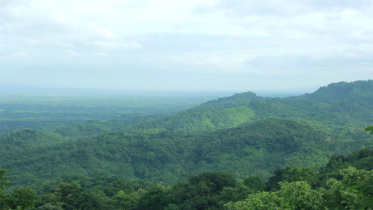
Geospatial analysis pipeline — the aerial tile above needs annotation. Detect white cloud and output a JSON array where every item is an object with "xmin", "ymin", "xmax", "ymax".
[
  {"xmin": 4, "ymin": 51, "xmax": 30, "ymax": 60},
  {"xmin": 94, "ymin": 52, "xmax": 110, "ymax": 57},
  {"xmin": 87, "ymin": 23, "xmax": 117, "ymax": 40},
  {"xmin": 1, "ymin": 0, "xmax": 372, "ymax": 90},
  {"xmin": 65, "ymin": 50, "xmax": 81, "ymax": 57}
]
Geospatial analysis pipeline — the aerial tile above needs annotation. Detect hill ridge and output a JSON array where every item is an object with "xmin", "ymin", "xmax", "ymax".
[
  {"xmin": 122, "ymin": 80, "xmax": 373, "ymax": 134},
  {"xmin": 4, "ymin": 117, "xmax": 370, "ymax": 185}
]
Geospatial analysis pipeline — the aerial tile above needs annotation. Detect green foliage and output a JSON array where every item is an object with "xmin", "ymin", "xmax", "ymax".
[
  {"xmin": 266, "ymin": 167, "xmax": 321, "ymax": 191},
  {"xmin": 36, "ymin": 203, "xmax": 64, "ymax": 210},
  {"xmin": 104, "ymin": 179, "xmax": 135, "ymax": 196},
  {"xmin": 220, "ymin": 184, "xmax": 251, "ymax": 204},
  {"xmin": 2, "ymin": 146, "xmax": 373, "ymax": 209},
  {"xmin": 168, "ymin": 171, "xmax": 238, "ymax": 210},
  {"xmin": 0, "ymin": 169, "xmax": 36, "ymax": 210},
  {"xmin": 277, "ymin": 181, "xmax": 325, "ymax": 210},
  {"xmin": 2, "ymin": 117, "xmax": 372, "ymax": 189},
  {"xmin": 226, "ymin": 153, "xmax": 373, "ymax": 210},
  {"xmin": 282, "ymin": 167, "xmax": 319, "ymax": 187},
  {"xmin": 38, "ymin": 183, "xmax": 109, "ymax": 210},
  {"xmin": 353, "ymin": 128, "xmax": 373, "ymax": 208},
  {"xmin": 365, "ymin": 126, "xmax": 373, "ymax": 135},
  {"xmin": 227, "ymin": 168, "xmax": 373, "ymax": 210},
  {"xmin": 243, "ymin": 176, "xmax": 265, "ymax": 193},
  {"xmin": 0, "ymin": 94, "xmax": 214, "ymax": 135},
  {"xmin": 0, "ymin": 169, "xmax": 12, "ymax": 191},
  {"xmin": 113, "ymin": 190, "xmax": 140, "ymax": 209},
  {"xmin": 124, "ymin": 80, "xmax": 373, "ymax": 134},
  {"xmin": 137, "ymin": 185, "xmax": 171, "ymax": 210},
  {"xmin": 225, "ymin": 191, "xmax": 280, "ymax": 210},
  {"xmin": 1, "ymin": 80, "xmax": 373, "ymax": 209},
  {"xmin": 231, "ymin": 181, "xmax": 325, "ymax": 210},
  {"xmin": 325, "ymin": 167, "xmax": 373, "ymax": 209}
]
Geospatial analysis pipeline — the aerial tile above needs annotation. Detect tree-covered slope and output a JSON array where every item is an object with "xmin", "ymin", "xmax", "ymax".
[
  {"xmin": 41, "ymin": 80, "xmax": 373, "ymax": 139},
  {"xmin": 2, "ymin": 142, "xmax": 373, "ymax": 210},
  {"xmin": 302, "ymin": 80, "xmax": 373, "ymax": 102},
  {"xmin": 124, "ymin": 80, "xmax": 373, "ymax": 134},
  {"xmin": 1, "ymin": 118, "xmax": 372, "ymax": 188},
  {"xmin": 126, "ymin": 92, "xmax": 261, "ymax": 133},
  {"xmin": 292, "ymin": 80, "xmax": 373, "ymax": 122},
  {"xmin": 0, "ymin": 129, "xmax": 67, "ymax": 152}
]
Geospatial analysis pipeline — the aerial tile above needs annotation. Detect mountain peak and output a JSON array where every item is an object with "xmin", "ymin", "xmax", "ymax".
[
  {"xmin": 202, "ymin": 91, "xmax": 260, "ymax": 107},
  {"xmin": 305, "ymin": 80, "xmax": 373, "ymax": 101}
]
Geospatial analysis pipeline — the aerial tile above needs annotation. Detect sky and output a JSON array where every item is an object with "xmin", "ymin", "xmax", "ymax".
[{"xmin": 1, "ymin": 0, "xmax": 373, "ymax": 92}]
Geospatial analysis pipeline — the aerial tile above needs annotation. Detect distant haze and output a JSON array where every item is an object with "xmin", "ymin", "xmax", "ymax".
[
  {"xmin": 1, "ymin": 0, "xmax": 372, "ymax": 91},
  {"xmin": 0, "ymin": 83, "xmax": 314, "ymax": 98}
]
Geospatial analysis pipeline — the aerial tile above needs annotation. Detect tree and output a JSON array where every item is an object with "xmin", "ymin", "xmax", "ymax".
[
  {"xmin": 112, "ymin": 190, "xmax": 140, "ymax": 209},
  {"xmin": 0, "ymin": 169, "xmax": 12, "ymax": 191},
  {"xmin": 39, "ymin": 183, "xmax": 108, "ymax": 210},
  {"xmin": 170, "ymin": 171, "xmax": 237, "ymax": 210},
  {"xmin": 225, "ymin": 181, "xmax": 325, "ymax": 210},
  {"xmin": 282, "ymin": 167, "xmax": 319, "ymax": 188},
  {"xmin": 0, "ymin": 169, "xmax": 36, "ymax": 210},
  {"xmin": 137, "ymin": 185, "xmax": 171, "ymax": 210},
  {"xmin": 243, "ymin": 176, "xmax": 265, "ymax": 192},
  {"xmin": 346, "ymin": 127, "xmax": 373, "ymax": 209},
  {"xmin": 365, "ymin": 126, "xmax": 373, "ymax": 135},
  {"xmin": 325, "ymin": 167, "xmax": 373, "ymax": 209}
]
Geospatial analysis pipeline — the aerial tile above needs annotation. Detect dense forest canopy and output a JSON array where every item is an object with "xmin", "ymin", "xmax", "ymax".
[
  {"xmin": 1, "ymin": 146, "xmax": 372, "ymax": 209},
  {"xmin": 0, "ymin": 80, "xmax": 373, "ymax": 209}
]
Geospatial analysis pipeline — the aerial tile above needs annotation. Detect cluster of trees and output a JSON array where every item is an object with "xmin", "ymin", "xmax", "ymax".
[
  {"xmin": 2, "ymin": 118, "xmax": 372, "ymax": 189},
  {"xmin": 1, "ymin": 169, "xmax": 36, "ymax": 210},
  {"xmin": 1, "ymin": 145, "xmax": 372, "ymax": 209},
  {"xmin": 226, "ymin": 143, "xmax": 373, "ymax": 209},
  {"xmin": 226, "ymin": 167, "xmax": 373, "ymax": 210}
]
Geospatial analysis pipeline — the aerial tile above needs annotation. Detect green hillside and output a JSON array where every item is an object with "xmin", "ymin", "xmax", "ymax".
[
  {"xmin": 33, "ymin": 80, "xmax": 372, "ymax": 139},
  {"xmin": 1, "ymin": 131, "xmax": 372, "ymax": 210},
  {"xmin": 303, "ymin": 80, "xmax": 373, "ymax": 101},
  {"xmin": 1, "ymin": 118, "xmax": 372, "ymax": 190},
  {"xmin": 118, "ymin": 80, "xmax": 373, "ymax": 135},
  {"xmin": 1, "ymin": 81, "xmax": 373, "ymax": 209}
]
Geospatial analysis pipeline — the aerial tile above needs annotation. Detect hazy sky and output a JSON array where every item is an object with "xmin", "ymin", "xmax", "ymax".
[{"xmin": 1, "ymin": 0, "xmax": 372, "ymax": 91}]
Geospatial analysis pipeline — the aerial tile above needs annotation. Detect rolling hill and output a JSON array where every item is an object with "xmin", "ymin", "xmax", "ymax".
[
  {"xmin": 121, "ymin": 80, "xmax": 373, "ymax": 135},
  {"xmin": 1, "ymin": 80, "xmax": 372, "ymax": 194},
  {"xmin": 1, "ymin": 118, "xmax": 372, "ymax": 189}
]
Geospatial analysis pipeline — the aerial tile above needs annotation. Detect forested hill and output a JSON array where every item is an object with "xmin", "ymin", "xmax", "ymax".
[
  {"xmin": 1, "ymin": 81, "xmax": 373, "ymax": 209},
  {"xmin": 124, "ymin": 80, "xmax": 373, "ymax": 134},
  {"xmin": 301, "ymin": 80, "xmax": 373, "ymax": 101},
  {"xmin": 1, "ymin": 118, "xmax": 372, "ymax": 188},
  {"xmin": 201, "ymin": 91, "xmax": 262, "ymax": 108},
  {"xmin": 2, "ymin": 146, "xmax": 373, "ymax": 209}
]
